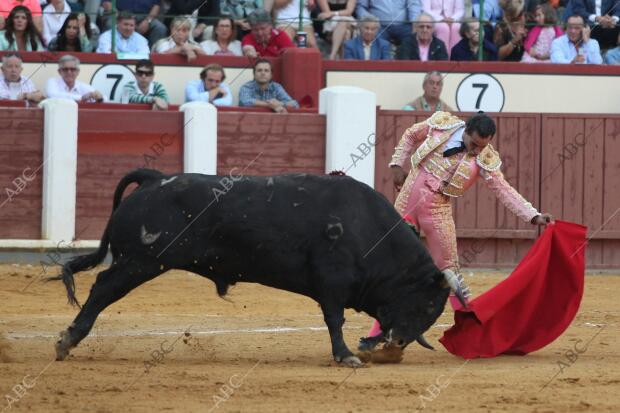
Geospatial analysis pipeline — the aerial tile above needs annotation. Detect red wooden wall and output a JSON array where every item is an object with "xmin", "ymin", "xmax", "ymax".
[
  {"xmin": 76, "ymin": 109, "xmax": 185, "ymax": 239},
  {"xmin": 0, "ymin": 108, "xmax": 43, "ymax": 239},
  {"xmin": 218, "ymin": 112, "xmax": 326, "ymax": 176},
  {"xmin": 541, "ymin": 115, "xmax": 620, "ymax": 269}
]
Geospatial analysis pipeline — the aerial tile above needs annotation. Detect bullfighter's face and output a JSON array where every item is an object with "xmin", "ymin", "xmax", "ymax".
[{"xmin": 463, "ymin": 131, "xmax": 493, "ymax": 155}]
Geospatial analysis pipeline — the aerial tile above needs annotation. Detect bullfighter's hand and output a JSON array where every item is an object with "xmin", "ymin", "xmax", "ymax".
[
  {"xmin": 391, "ymin": 166, "xmax": 407, "ymax": 191},
  {"xmin": 531, "ymin": 213, "xmax": 554, "ymax": 226}
]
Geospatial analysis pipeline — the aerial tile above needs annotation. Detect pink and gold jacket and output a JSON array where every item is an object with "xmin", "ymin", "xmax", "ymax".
[{"xmin": 390, "ymin": 112, "xmax": 539, "ymax": 223}]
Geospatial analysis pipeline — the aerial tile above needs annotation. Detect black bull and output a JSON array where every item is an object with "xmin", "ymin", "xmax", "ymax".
[{"xmin": 51, "ymin": 169, "xmax": 455, "ymax": 367}]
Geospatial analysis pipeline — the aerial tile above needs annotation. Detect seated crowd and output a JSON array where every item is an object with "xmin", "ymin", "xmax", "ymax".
[
  {"xmin": 0, "ymin": 51, "xmax": 300, "ymax": 111},
  {"xmin": 0, "ymin": 0, "xmax": 617, "ymax": 63}
]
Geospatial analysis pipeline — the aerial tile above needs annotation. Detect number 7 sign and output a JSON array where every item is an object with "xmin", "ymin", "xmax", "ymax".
[{"xmin": 456, "ymin": 73, "xmax": 505, "ymax": 112}]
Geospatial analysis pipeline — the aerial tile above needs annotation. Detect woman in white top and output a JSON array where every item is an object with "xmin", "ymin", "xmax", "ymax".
[
  {"xmin": 273, "ymin": 0, "xmax": 317, "ymax": 48},
  {"xmin": 152, "ymin": 17, "xmax": 205, "ymax": 61},
  {"xmin": 317, "ymin": 0, "xmax": 357, "ymax": 59},
  {"xmin": 42, "ymin": 0, "xmax": 71, "ymax": 46},
  {"xmin": 200, "ymin": 17, "xmax": 243, "ymax": 56}
]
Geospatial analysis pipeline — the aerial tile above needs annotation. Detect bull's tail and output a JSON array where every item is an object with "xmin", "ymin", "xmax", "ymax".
[{"xmin": 48, "ymin": 169, "xmax": 166, "ymax": 307}]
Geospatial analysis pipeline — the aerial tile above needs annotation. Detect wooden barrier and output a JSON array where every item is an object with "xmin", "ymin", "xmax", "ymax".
[
  {"xmin": 1, "ymin": 103, "xmax": 618, "ymax": 268},
  {"xmin": 0, "ymin": 107, "xmax": 44, "ymax": 239}
]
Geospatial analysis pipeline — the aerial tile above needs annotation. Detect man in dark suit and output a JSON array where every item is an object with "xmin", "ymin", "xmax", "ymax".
[
  {"xmin": 343, "ymin": 15, "xmax": 392, "ymax": 60},
  {"xmin": 396, "ymin": 13, "xmax": 449, "ymax": 60},
  {"xmin": 572, "ymin": 0, "xmax": 620, "ymax": 48}
]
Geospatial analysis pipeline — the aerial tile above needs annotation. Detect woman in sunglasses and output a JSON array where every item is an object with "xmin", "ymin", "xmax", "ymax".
[{"xmin": 0, "ymin": 6, "xmax": 43, "ymax": 51}]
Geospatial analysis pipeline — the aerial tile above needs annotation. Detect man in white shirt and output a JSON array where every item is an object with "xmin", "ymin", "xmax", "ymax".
[
  {"xmin": 0, "ymin": 53, "xmax": 44, "ymax": 103},
  {"xmin": 45, "ymin": 54, "xmax": 104, "ymax": 103},
  {"xmin": 96, "ymin": 12, "xmax": 149, "ymax": 54},
  {"xmin": 42, "ymin": 0, "xmax": 71, "ymax": 45}
]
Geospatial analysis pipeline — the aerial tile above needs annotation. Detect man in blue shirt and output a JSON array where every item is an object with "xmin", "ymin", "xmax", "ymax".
[
  {"xmin": 239, "ymin": 59, "xmax": 298, "ymax": 113},
  {"xmin": 355, "ymin": 0, "xmax": 422, "ymax": 45},
  {"xmin": 551, "ymin": 15, "xmax": 603, "ymax": 64},
  {"xmin": 102, "ymin": 0, "xmax": 167, "ymax": 46},
  {"xmin": 185, "ymin": 63, "xmax": 233, "ymax": 107},
  {"xmin": 97, "ymin": 12, "xmax": 150, "ymax": 54}
]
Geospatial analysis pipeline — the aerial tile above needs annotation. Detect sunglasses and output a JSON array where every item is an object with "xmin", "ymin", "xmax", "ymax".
[
  {"xmin": 60, "ymin": 67, "xmax": 78, "ymax": 72},
  {"xmin": 136, "ymin": 70, "xmax": 154, "ymax": 77}
]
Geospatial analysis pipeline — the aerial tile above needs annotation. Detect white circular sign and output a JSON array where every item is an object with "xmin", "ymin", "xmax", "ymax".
[
  {"xmin": 90, "ymin": 64, "xmax": 135, "ymax": 103},
  {"xmin": 456, "ymin": 73, "xmax": 505, "ymax": 112}
]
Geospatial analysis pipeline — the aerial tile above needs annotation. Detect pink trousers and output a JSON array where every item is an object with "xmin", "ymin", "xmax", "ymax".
[{"xmin": 367, "ymin": 171, "xmax": 460, "ymax": 337}]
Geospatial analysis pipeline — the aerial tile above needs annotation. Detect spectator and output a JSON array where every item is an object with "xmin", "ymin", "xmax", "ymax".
[
  {"xmin": 402, "ymin": 71, "xmax": 452, "ymax": 111},
  {"xmin": 494, "ymin": 10, "xmax": 527, "ymax": 61},
  {"xmin": 45, "ymin": 54, "xmax": 104, "ymax": 102},
  {"xmin": 239, "ymin": 59, "xmax": 298, "ymax": 112},
  {"xmin": 121, "ymin": 59, "xmax": 168, "ymax": 110},
  {"xmin": 0, "ymin": 6, "xmax": 43, "ymax": 51},
  {"xmin": 273, "ymin": 0, "xmax": 318, "ymax": 48},
  {"xmin": 421, "ymin": 0, "xmax": 463, "ymax": 55},
  {"xmin": 48, "ymin": 12, "xmax": 94, "ymax": 52},
  {"xmin": 451, "ymin": 18, "xmax": 499, "ymax": 60},
  {"xmin": 356, "ymin": 0, "xmax": 422, "ymax": 45},
  {"xmin": 343, "ymin": 14, "xmax": 391, "ymax": 59},
  {"xmin": 550, "ymin": 14, "xmax": 603, "ymax": 63},
  {"xmin": 472, "ymin": 0, "xmax": 503, "ymax": 41},
  {"xmin": 572, "ymin": 0, "xmax": 620, "ymax": 49},
  {"xmin": 167, "ymin": 0, "xmax": 220, "ymax": 41},
  {"xmin": 317, "ymin": 0, "xmax": 357, "ymax": 60},
  {"xmin": 42, "ymin": 0, "xmax": 70, "ymax": 45},
  {"xmin": 185, "ymin": 63, "xmax": 233, "ymax": 106},
  {"xmin": 0, "ymin": 53, "xmax": 43, "ymax": 103},
  {"xmin": 522, "ymin": 3, "xmax": 563, "ymax": 62},
  {"xmin": 605, "ymin": 31, "xmax": 620, "ymax": 63},
  {"xmin": 241, "ymin": 8, "xmax": 295, "ymax": 57},
  {"xmin": 220, "ymin": 0, "xmax": 263, "ymax": 39},
  {"xmin": 0, "ymin": 0, "xmax": 43, "ymax": 32},
  {"xmin": 96, "ymin": 12, "xmax": 149, "ymax": 54},
  {"xmin": 396, "ymin": 12, "xmax": 449, "ymax": 60},
  {"xmin": 200, "ymin": 16, "xmax": 243, "ymax": 55},
  {"xmin": 102, "ymin": 0, "xmax": 167, "ymax": 47},
  {"xmin": 152, "ymin": 17, "xmax": 205, "ymax": 60}
]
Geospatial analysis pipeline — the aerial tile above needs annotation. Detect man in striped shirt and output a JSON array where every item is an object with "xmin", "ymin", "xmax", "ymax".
[
  {"xmin": 121, "ymin": 59, "xmax": 169, "ymax": 110},
  {"xmin": 0, "ymin": 53, "xmax": 44, "ymax": 104}
]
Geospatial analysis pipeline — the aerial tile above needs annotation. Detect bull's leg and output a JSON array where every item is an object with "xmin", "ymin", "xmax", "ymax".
[
  {"xmin": 320, "ymin": 304, "xmax": 362, "ymax": 368},
  {"xmin": 56, "ymin": 260, "xmax": 161, "ymax": 361}
]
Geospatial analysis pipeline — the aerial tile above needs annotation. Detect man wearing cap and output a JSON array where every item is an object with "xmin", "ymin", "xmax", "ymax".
[{"xmin": 241, "ymin": 9, "xmax": 296, "ymax": 57}]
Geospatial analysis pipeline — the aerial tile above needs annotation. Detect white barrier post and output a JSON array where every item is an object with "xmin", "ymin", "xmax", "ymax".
[
  {"xmin": 39, "ymin": 98, "xmax": 78, "ymax": 242},
  {"xmin": 179, "ymin": 101, "xmax": 217, "ymax": 175},
  {"xmin": 319, "ymin": 86, "xmax": 376, "ymax": 187}
]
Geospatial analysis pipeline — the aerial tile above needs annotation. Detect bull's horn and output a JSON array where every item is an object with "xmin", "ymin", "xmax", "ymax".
[
  {"xmin": 442, "ymin": 269, "xmax": 468, "ymax": 309},
  {"xmin": 416, "ymin": 335, "xmax": 435, "ymax": 351}
]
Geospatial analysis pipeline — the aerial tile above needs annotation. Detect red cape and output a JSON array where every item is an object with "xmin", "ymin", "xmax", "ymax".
[{"xmin": 439, "ymin": 221, "xmax": 587, "ymax": 358}]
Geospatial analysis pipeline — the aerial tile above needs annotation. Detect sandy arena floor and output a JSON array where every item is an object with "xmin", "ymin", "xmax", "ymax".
[{"xmin": 0, "ymin": 264, "xmax": 618, "ymax": 412}]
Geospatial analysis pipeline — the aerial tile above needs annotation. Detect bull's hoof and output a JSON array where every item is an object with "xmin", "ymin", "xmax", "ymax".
[
  {"xmin": 55, "ymin": 330, "xmax": 72, "ymax": 361},
  {"xmin": 339, "ymin": 355, "xmax": 363, "ymax": 368}
]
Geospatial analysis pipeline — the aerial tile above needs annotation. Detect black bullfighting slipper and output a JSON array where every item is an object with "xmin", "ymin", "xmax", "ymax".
[{"xmin": 358, "ymin": 335, "xmax": 384, "ymax": 352}]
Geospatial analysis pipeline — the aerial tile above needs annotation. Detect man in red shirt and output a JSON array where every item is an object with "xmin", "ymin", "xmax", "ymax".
[{"xmin": 241, "ymin": 9, "xmax": 295, "ymax": 58}]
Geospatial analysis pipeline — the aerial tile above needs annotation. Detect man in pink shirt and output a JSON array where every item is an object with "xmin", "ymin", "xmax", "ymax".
[
  {"xmin": 241, "ymin": 9, "xmax": 295, "ymax": 58},
  {"xmin": 0, "ymin": 0, "xmax": 42, "ymax": 32},
  {"xmin": 396, "ymin": 13, "xmax": 448, "ymax": 61}
]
